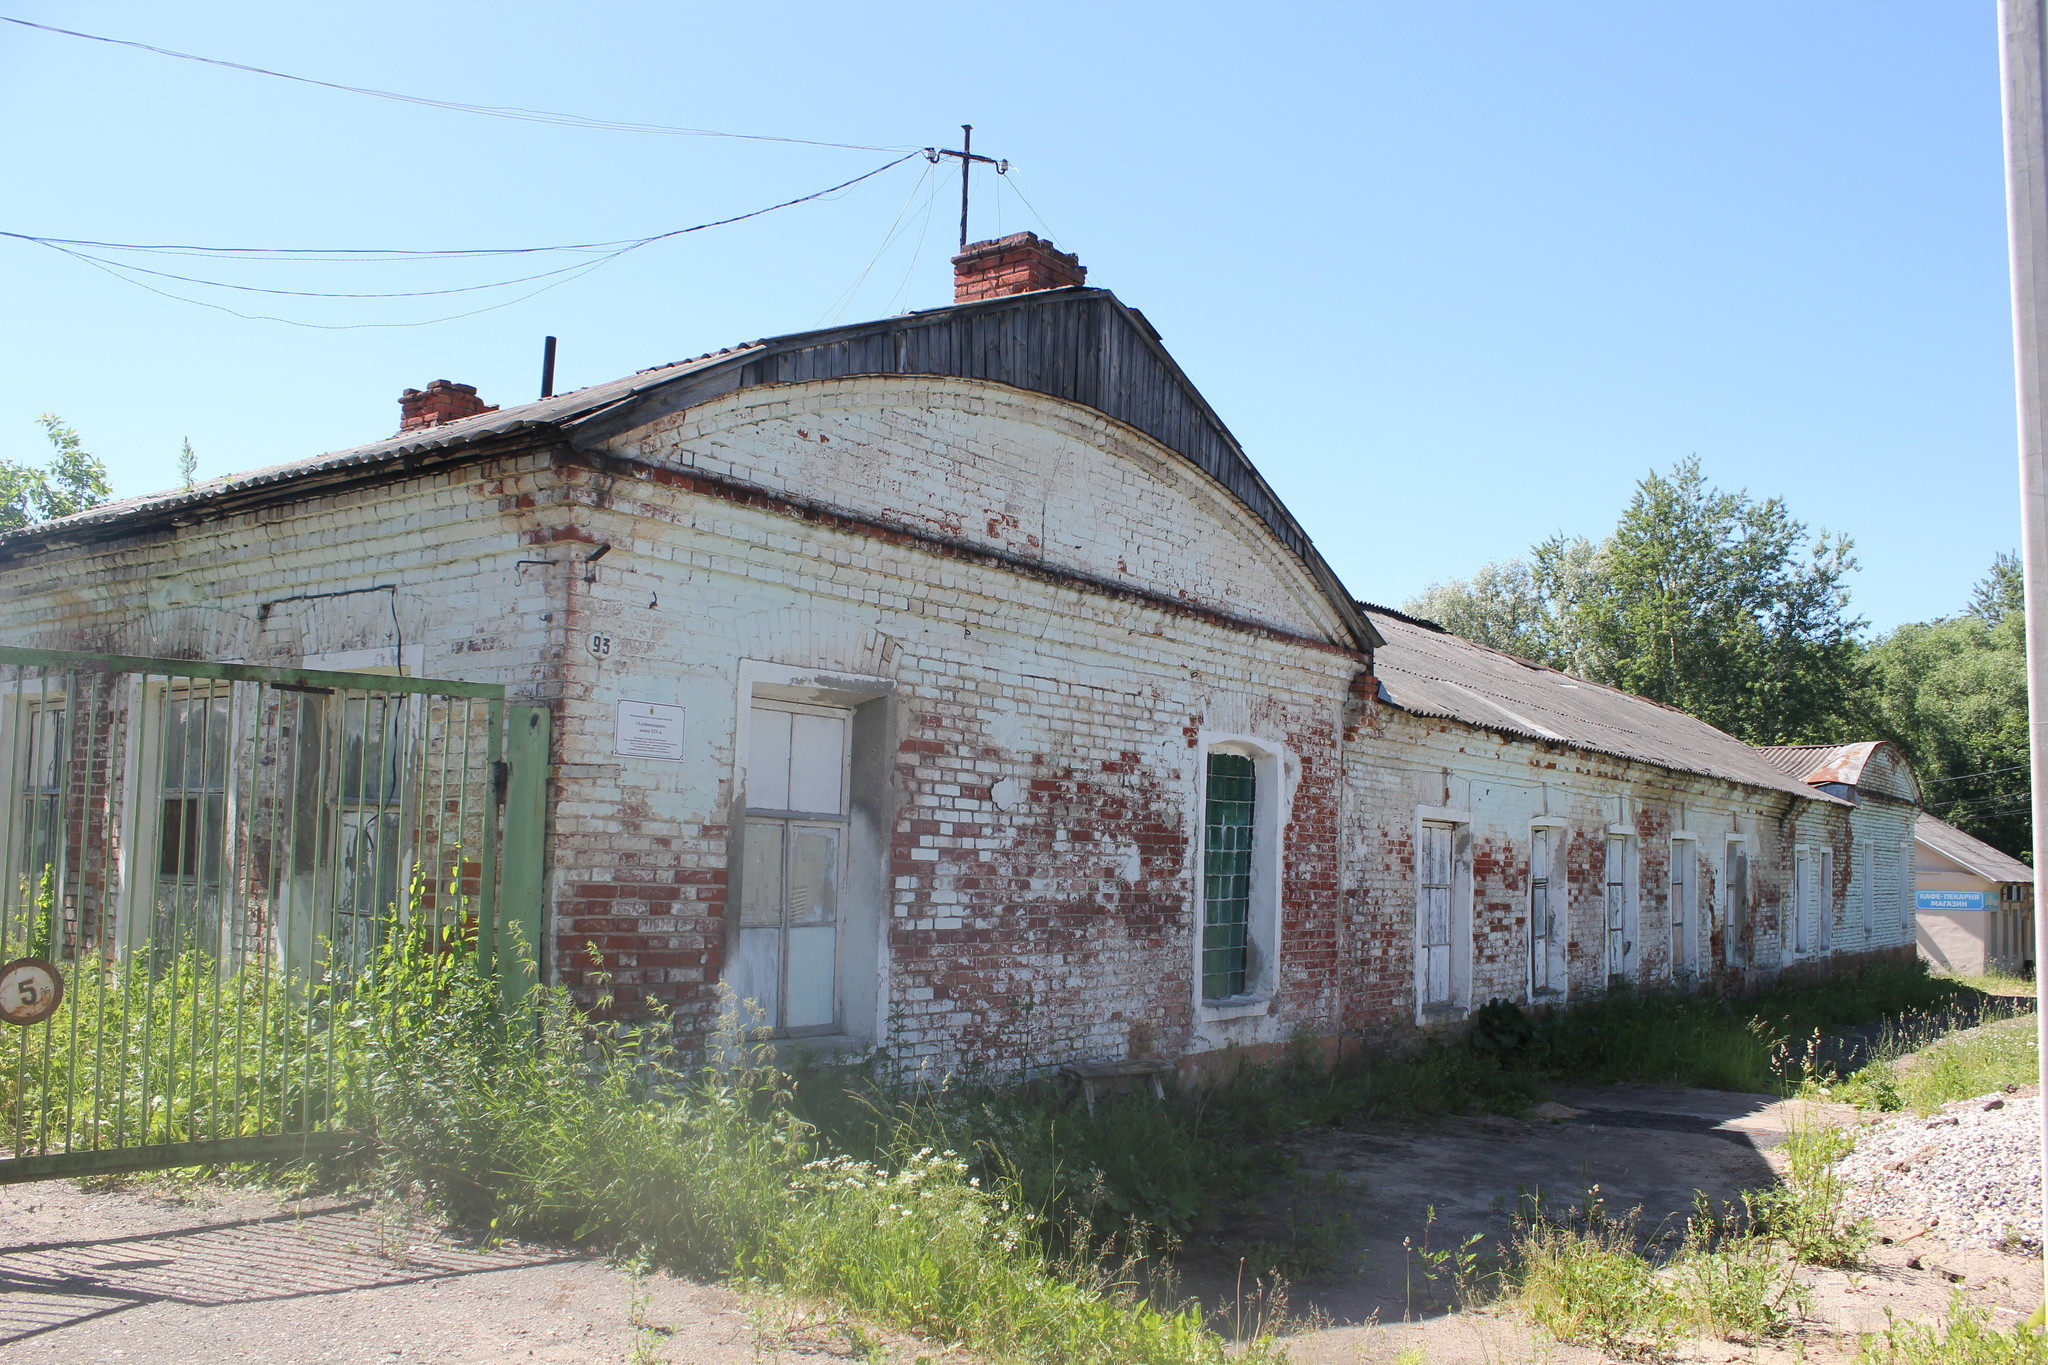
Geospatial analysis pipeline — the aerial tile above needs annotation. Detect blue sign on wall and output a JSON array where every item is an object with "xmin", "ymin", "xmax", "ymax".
[{"xmin": 1917, "ymin": 890, "xmax": 1987, "ymax": 912}]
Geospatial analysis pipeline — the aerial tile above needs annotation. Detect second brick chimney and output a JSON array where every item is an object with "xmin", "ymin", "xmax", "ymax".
[
  {"xmin": 398, "ymin": 380, "xmax": 498, "ymax": 433},
  {"xmin": 951, "ymin": 232, "xmax": 1086, "ymax": 303}
]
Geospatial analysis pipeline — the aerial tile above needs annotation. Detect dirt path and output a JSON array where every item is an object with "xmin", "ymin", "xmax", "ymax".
[
  {"xmin": 0, "ymin": 1180, "xmax": 891, "ymax": 1364},
  {"xmin": 1183, "ymin": 1084, "xmax": 2044, "ymax": 1363}
]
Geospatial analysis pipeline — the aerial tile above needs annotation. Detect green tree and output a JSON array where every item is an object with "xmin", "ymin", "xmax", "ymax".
[
  {"xmin": 1405, "ymin": 459, "xmax": 1863, "ymax": 746},
  {"xmin": 1405, "ymin": 557, "xmax": 1546, "ymax": 655},
  {"xmin": 1549, "ymin": 458, "xmax": 1862, "ymax": 744},
  {"xmin": 1865, "ymin": 553, "xmax": 2030, "ymax": 859},
  {"xmin": 178, "ymin": 436, "xmax": 197, "ymax": 492},
  {"xmin": 1, "ymin": 414, "xmax": 111, "ymax": 531}
]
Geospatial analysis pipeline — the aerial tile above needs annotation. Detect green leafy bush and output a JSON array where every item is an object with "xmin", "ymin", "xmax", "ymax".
[
  {"xmin": 2, "ymin": 948, "xmax": 358, "ymax": 1153},
  {"xmin": 1858, "ymin": 1295, "xmax": 2048, "ymax": 1365},
  {"xmin": 357, "ymin": 929, "xmax": 1279, "ymax": 1365}
]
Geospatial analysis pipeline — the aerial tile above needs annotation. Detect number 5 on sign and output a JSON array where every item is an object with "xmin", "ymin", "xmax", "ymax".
[{"xmin": 0, "ymin": 958, "xmax": 63, "ymax": 1027}]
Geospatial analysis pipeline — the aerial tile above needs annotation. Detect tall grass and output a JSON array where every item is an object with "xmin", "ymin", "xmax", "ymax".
[
  {"xmin": 1823, "ymin": 1010, "xmax": 2038, "ymax": 1113},
  {"xmin": 1517, "ymin": 961, "xmax": 1978, "ymax": 1093},
  {"xmin": 1857, "ymin": 1295, "xmax": 2048, "ymax": 1365},
  {"xmin": 355, "ymin": 927, "xmax": 1280, "ymax": 1365},
  {"xmin": 784, "ymin": 960, "xmax": 1980, "ymax": 1260},
  {"xmin": 1506, "ymin": 1124, "xmax": 1861, "ymax": 1353},
  {"xmin": 1, "ymin": 949, "xmax": 358, "ymax": 1153},
  {"xmin": 792, "ymin": 1037, "xmax": 1546, "ymax": 1257}
]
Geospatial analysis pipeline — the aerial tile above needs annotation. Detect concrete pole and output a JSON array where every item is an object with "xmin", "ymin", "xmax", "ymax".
[{"xmin": 1997, "ymin": 0, "xmax": 2048, "ymax": 1308}]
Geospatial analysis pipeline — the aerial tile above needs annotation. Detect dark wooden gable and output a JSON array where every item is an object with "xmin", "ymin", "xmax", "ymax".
[{"xmin": 564, "ymin": 289, "xmax": 1377, "ymax": 651}]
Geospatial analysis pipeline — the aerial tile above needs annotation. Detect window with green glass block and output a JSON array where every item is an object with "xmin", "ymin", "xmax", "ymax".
[{"xmin": 1201, "ymin": 751, "xmax": 1256, "ymax": 999}]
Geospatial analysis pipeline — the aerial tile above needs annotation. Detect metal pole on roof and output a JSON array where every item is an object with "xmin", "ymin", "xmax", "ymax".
[
  {"xmin": 958, "ymin": 124, "xmax": 973, "ymax": 249},
  {"xmin": 1996, "ymin": 0, "xmax": 2048, "ymax": 1319}
]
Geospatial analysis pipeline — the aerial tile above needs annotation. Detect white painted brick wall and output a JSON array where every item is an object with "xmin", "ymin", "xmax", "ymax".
[{"xmin": 0, "ymin": 377, "xmax": 1912, "ymax": 1077}]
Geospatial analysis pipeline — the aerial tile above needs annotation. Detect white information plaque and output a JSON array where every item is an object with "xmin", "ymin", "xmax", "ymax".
[{"xmin": 614, "ymin": 699, "xmax": 686, "ymax": 760}]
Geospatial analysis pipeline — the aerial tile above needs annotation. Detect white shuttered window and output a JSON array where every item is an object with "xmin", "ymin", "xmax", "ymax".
[{"xmin": 1419, "ymin": 822, "xmax": 1455, "ymax": 1009}]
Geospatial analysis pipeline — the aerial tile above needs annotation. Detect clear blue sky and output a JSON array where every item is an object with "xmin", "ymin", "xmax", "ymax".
[{"xmin": 0, "ymin": 2, "xmax": 2014, "ymax": 633}]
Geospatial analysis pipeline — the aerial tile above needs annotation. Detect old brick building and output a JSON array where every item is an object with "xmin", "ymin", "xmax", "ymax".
[{"xmin": 0, "ymin": 233, "xmax": 1912, "ymax": 1075}]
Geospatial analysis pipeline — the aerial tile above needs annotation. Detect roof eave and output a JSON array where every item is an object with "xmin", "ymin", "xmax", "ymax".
[{"xmin": 1372, "ymin": 689, "xmax": 1851, "ymax": 806}]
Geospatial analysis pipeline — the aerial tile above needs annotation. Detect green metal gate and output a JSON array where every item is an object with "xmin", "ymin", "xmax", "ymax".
[{"xmin": 0, "ymin": 646, "xmax": 548, "ymax": 1182}]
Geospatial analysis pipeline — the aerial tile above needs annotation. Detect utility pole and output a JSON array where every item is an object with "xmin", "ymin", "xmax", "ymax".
[
  {"xmin": 1996, "ymin": 0, "xmax": 2048, "ymax": 1318},
  {"xmin": 926, "ymin": 124, "xmax": 1008, "ymax": 249}
]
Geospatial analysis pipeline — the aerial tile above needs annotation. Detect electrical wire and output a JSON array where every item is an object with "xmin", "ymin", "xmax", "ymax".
[
  {"xmin": 29, "ymin": 246, "xmax": 605, "ymax": 299},
  {"xmin": 819, "ymin": 164, "xmax": 940, "ymax": 326},
  {"xmin": 12, "ymin": 152, "xmax": 922, "ymax": 327},
  {"xmin": 886, "ymin": 170, "xmax": 944, "ymax": 315},
  {"xmin": 1933, "ymin": 794, "xmax": 2031, "ymax": 818},
  {"xmin": 0, "ymin": 230, "xmax": 638, "ymax": 260},
  {"xmin": 1, "ymin": 15, "xmax": 914, "ymax": 153},
  {"xmin": 1924, "ymin": 763, "xmax": 2032, "ymax": 785},
  {"xmin": 999, "ymin": 168, "xmax": 1062, "ymax": 242}
]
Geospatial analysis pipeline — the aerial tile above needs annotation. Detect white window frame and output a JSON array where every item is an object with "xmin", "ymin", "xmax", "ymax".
[
  {"xmin": 732, "ymin": 660, "xmax": 896, "ymax": 1051},
  {"xmin": 1723, "ymin": 834, "xmax": 1750, "ymax": 969},
  {"xmin": 738, "ymin": 698, "xmax": 853, "ymax": 1039},
  {"xmin": 1860, "ymin": 843, "xmax": 1875, "ymax": 939},
  {"xmin": 1603, "ymin": 825, "xmax": 1637, "ymax": 983},
  {"xmin": 1818, "ymin": 848, "xmax": 1835, "ymax": 954},
  {"xmin": 1669, "ymin": 832, "xmax": 1698, "ymax": 981},
  {"xmin": 1414, "ymin": 805, "xmax": 1474, "ymax": 1022},
  {"xmin": 1528, "ymin": 817, "xmax": 1569, "ymax": 1002},
  {"xmin": 116, "ymin": 678, "xmax": 250, "ymax": 964},
  {"xmin": 0, "ymin": 681, "xmax": 73, "ymax": 954},
  {"xmin": 1791, "ymin": 846, "xmax": 1817, "ymax": 956},
  {"xmin": 1190, "ymin": 732, "xmax": 1291, "ymax": 1022},
  {"xmin": 1899, "ymin": 842, "xmax": 1915, "ymax": 932}
]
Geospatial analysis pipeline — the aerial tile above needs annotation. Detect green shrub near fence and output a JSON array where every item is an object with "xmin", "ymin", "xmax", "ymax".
[
  {"xmin": 1, "ymin": 949, "xmax": 359, "ymax": 1155},
  {"xmin": 354, "ymin": 924, "xmax": 1277, "ymax": 1365}
]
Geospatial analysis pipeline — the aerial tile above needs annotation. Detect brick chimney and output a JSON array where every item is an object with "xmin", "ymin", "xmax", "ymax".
[
  {"xmin": 398, "ymin": 379, "xmax": 498, "ymax": 433},
  {"xmin": 951, "ymin": 232, "xmax": 1086, "ymax": 303}
]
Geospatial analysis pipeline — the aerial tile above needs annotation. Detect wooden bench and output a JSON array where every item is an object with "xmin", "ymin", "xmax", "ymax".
[{"xmin": 1062, "ymin": 1058, "xmax": 1174, "ymax": 1116}]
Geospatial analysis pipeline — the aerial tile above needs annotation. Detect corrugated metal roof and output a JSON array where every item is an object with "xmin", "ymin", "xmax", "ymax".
[
  {"xmin": 0, "ymin": 289, "xmax": 1375, "ymax": 649},
  {"xmin": 1917, "ymin": 812, "xmax": 2033, "ymax": 884},
  {"xmin": 1363, "ymin": 607, "xmax": 1843, "ymax": 804},
  {"xmin": 1753, "ymin": 741, "xmax": 1921, "ymax": 803},
  {"xmin": 0, "ymin": 348, "xmax": 758, "ymax": 543},
  {"xmin": 1753, "ymin": 744, "xmax": 1835, "ymax": 779}
]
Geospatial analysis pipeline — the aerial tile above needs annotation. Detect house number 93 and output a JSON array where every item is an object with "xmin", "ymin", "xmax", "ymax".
[{"xmin": 587, "ymin": 633, "xmax": 614, "ymax": 657}]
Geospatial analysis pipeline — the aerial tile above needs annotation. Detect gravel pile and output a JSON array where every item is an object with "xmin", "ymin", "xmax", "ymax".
[{"xmin": 1834, "ymin": 1090, "xmax": 2042, "ymax": 1253}]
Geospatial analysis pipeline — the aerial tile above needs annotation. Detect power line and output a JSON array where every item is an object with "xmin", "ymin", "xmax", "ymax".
[
  {"xmin": 1000, "ymin": 168, "xmax": 1063, "ymax": 242},
  {"xmin": 820, "ymin": 163, "xmax": 941, "ymax": 326},
  {"xmin": 10, "ymin": 152, "xmax": 922, "ymax": 328},
  {"xmin": 1, "ymin": 15, "xmax": 913, "ymax": 154},
  {"xmin": 30, "ymin": 247, "xmax": 603, "ymax": 299},
  {"xmin": 1924, "ymin": 763, "xmax": 2032, "ymax": 785},
  {"xmin": 1937, "ymin": 790, "xmax": 2034, "ymax": 815},
  {"xmin": 0, "ymin": 230, "xmax": 638, "ymax": 260}
]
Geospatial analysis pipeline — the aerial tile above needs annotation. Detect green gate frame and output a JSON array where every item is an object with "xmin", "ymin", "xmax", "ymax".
[{"xmin": 0, "ymin": 646, "xmax": 550, "ymax": 1183}]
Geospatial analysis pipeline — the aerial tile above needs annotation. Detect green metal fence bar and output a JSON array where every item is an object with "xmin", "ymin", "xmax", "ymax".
[
  {"xmin": 501, "ymin": 705, "xmax": 552, "ymax": 1003},
  {"xmin": 0, "ymin": 647, "xmax": 505, "ymax": 700},
  {"xmin": 0, "ymin": 1131, "xmax": 361, "ymax": 1186},
  {"xmin": 0, "ymin": 647, "xmax": 534, "ymax": 1183}
]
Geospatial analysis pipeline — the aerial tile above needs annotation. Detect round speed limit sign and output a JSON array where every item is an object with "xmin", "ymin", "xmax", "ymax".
[{"xmin": 0, "ymin": 958, "xmax": 63, "ymax": 1027}]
